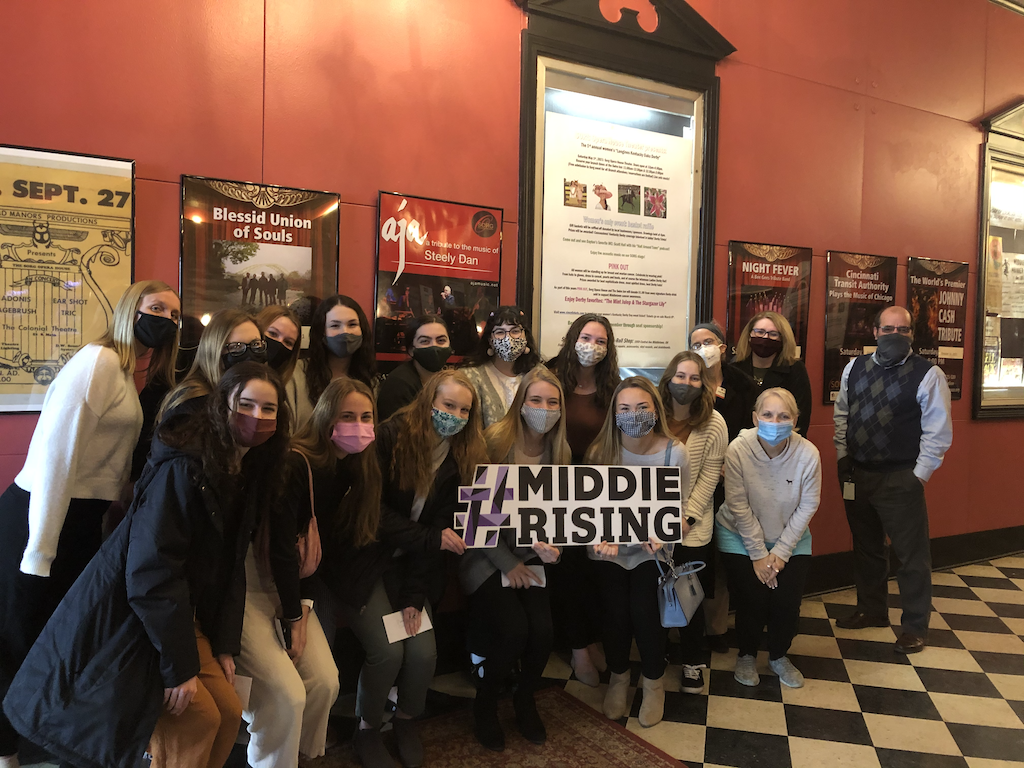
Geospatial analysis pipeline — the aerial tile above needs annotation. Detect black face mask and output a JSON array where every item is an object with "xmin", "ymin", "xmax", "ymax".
[
  {"xmin": 875, "ymin": 332, "xmax": 913, "ymax": 368},
  {"xmin": 412, "ymin": 345, "xmax": 452, "ymax": 373},
  {"xmin": 749, "ymin": 336, "xmax": 783, "ymax": 359},
  {"xmin": 222, "ymin": 347, "xmax": 268, "ymax": 371},
  {"xmin": 324, "ymin": 333, "xmax": 362, "ymax": 359},
  {"xmin": 134, "ymin": 312, "xmax": 178, "ymax": 349},
  {"xmin": 668, "ymin": 382, "xmax": 702, "ymax": 406},
  {"xmin": 264, "ymin": 337, "xmax": 292, "ymax": 371}
]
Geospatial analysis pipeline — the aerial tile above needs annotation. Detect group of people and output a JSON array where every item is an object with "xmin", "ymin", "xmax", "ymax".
[
  {"xmin": 0, "ymin": 282, "xmax": 952, "ymax": 768},
  {"xmin": 242, "ymin": 272, "xmax": 289, "ymax": 306}
]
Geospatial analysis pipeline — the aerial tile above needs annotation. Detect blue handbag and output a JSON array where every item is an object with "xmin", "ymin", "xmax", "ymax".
[{"xmin": 655, "ymin": 552, "xmax": 706, "ymax": 628}]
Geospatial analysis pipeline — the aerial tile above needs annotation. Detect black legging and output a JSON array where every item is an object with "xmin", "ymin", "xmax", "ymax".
[
  {"xmin": 673, "ymin": 540, "xmax": 716, "ymax": 665},
  {"xmin": 594, "ymin": 559, "xmax": 667, "ymax": 680},
  {"xmin": 723, "ymin": 552, "xmax": 810, "ymax": 660},
  {"xmin": 547, "ymin": 546, "xmax": 602, "ymax": 650}
]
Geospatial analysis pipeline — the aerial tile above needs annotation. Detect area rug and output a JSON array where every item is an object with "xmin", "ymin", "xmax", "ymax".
[{"xmin": 316, "ymin": 686, "xmax": 685, "ymax": 768}]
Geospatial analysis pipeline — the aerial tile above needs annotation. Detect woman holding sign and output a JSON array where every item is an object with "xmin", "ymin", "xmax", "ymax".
[
  {"xmin": 717, "ymin": 388, "xmax": 821, "ymax": 690},
  {"xmin": 586, "ymin": 377, "xmax": 690, "ymax": 728},
  {"xmin": 460, "ymin": 366, "xmax": 567, "ymax": 751}
]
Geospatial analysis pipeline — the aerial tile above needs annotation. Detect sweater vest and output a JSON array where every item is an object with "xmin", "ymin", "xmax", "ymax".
[{"xmin": 847, "ymin": 353, "xmax": 933, "ymax": 471}]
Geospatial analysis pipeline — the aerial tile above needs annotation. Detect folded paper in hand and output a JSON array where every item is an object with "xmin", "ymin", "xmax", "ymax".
[{"xmin": 383, "ymin": 609, "xmax": 434, "ymax": 644}]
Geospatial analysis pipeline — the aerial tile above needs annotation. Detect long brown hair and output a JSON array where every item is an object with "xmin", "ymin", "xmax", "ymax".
[
  {"xmin": 548, "ymin": 313, "xmax": 620, "ymax": 409},
  {"xmin": 484, "ymin": 366, "xmax": 571, "ymax": 465},
  {"xmin": 256, "ymin": 304, "xmax": 301, "ymax": 384},
  {"xmin": 291, "ymin": 377, "xmax": 381, "ymax": 548},
  {"xmin": 659, "ymin": 351, "xmax": 715, "ymax": 431},
  {"xmin": 388, "ymin": 369, "xmax": 488, "ymax": 498},
  {"xmin": 94, "ymin": 280, "xmax": 180, "ymax": 385},
  {"xmin": 734, "ymin": 311, "xmax": 798, "ymax": 365},
  {"xmin": 585, "ymin": 376, "xmax": 675, "ymax": 465}
]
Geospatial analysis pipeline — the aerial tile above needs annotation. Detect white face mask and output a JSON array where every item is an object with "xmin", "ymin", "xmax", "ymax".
[
  {"xmin": 520, "ymin": 405, "xmax": 561, "ymax": 435},
  {"xmin": 575, "ymin": 340, "xmax": 607, "ymax": 367},
  {"xmin": 697, "ymin": 343, "xmax": 722, "ymax": 368}
]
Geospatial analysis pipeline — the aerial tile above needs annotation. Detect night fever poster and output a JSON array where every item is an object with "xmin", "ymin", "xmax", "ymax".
[
  {"xmin": 0, "ymin": 146, "xmax": 133, "ymax": 412},
  {"xmin": 908, "ymin": 257, "xmax": 968, "ymax": 400}
]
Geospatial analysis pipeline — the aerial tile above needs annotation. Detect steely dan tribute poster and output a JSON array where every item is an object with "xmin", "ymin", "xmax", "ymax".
[
  {"xmin": 823, "ymin": 251, "xmax": 897, "ymax": 404},
  {"xmin": 374, "ymin": 192, "xmax": 502, "ymax": 367},
  {"xmin": 908, "ymin": 257, "xmax": 969, "ymax": 400}
]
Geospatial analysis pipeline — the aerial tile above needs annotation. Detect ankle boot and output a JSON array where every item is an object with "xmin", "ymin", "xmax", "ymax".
[
  {"xmin": 638, "ymin": 674, "xmax": 665, "ymax": 727},
  {"xmin": 353, "ymin": 726, "xmax": 396, "ymax": 768},
  {"xmin": 513, "ymin": 689, "xmax": 546, "ymax": 745},
  {"xmin": 473, "ymin": 692, "xmax": 505, "ymax": 752},
  {"xmin": 603, "ymin": 670, "xmax": 632, "ymax": 720}
]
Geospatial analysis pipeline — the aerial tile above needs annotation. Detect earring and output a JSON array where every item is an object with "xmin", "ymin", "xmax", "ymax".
[
  {"xmin": 487, "ymin": 348, "xmax": 494, "ymax": 356},
  {"xmin": 524, "ymin": 347, "xmax": 530, "ymax": 354}
]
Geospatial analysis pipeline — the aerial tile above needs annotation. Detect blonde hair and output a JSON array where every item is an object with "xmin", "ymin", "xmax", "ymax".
[
  {"xmin": 658, "ymin": 350, "xmax": 715, "ymax": 431},
  {"xmin": 754, "ymin": 387, "xmax": 800, "ymax": 420},
  {"xmin": 388, "ymin": 369, "xmax": 489, "ymax": 498},
  {"xmin": 94, "ymin": 280, "xmax": 179, "ymax": 384},
  {"xmin": 585, "ymin": 376, "xmax": 676, "ymax": 465},
  {"xmin": 734, "ymin": 311, "xmax": 798, "ymax": 365},
  {"xmin": 484, "ymin": 366, "xmax": 571, "ymax": 465},
  {"xmin": 291, "ymin": 377, "xmax": 381, "ymax": 548},
  {"xmin": 256, "ymin": 304, "xmax": 301, "ymax": 384},
  {"xmin": 158, "ymin": 308, "xmax": 258, "ymax": 420}
]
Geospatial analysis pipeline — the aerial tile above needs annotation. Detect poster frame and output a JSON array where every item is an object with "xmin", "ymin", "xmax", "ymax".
[
  {"xmin": 907, "ymin": 256, "xmax": 969, "ymax": 401},
  {"xmin": 0, "ymin": 143, "xmax": 135, "ymax": 413}
]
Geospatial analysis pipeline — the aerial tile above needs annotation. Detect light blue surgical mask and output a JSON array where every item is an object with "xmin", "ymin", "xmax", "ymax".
[
  {"xmin": 431, "ymin": 407, "xmax": 468, "ymax": 438},
  {"xmin": 757, "ymin": 419, "xmax": 793, "ymax": 446}
]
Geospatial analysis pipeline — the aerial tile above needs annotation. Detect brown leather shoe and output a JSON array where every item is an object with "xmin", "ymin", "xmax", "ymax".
[
  {"xmin": 894, "ymin": 633, "xmax": 926, "ymax": 654},
  {"xmin": 835, "ymin": 611, "xmax": 890, "ymax": 630}
]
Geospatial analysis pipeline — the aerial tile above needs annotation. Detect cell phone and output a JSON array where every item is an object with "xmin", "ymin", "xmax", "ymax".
[{"xmin": 274, "ymin": 617, "xmax": 292, "ymax": 650}]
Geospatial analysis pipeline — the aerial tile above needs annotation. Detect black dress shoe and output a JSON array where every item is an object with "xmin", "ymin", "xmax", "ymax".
[
  {"xmin": 513, "ymin": 690, "xmax": 547, "ymax": 745},
  {"xmin": 835, "ymin": 611, "xmax": 889, "ymax": 630},
  {"xmin": 894, "ymin": 633, "xmax": 926, "ymax": 654},
  {"xmin": 473, "ymin": 695, "xmax": 505, "ymax": 752}
]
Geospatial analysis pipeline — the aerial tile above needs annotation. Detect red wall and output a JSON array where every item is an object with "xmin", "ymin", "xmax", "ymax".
[{"xmin": 1, "ymin": 0, "xmax": 1021, "ymax": 555}]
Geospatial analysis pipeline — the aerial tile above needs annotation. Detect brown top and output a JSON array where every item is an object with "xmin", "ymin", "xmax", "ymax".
[{"xmin": 564, "ymin": 391, "xmax": 607, "ymax": 463}]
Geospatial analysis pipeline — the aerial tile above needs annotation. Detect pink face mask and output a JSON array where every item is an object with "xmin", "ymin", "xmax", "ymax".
[
  {"xmin": 331, "ymin": 421, "xmax": 375, "ymax": 454},
  {"xmin": 230, "ymin": 411, "xmax": 277, "ymax": 448}
]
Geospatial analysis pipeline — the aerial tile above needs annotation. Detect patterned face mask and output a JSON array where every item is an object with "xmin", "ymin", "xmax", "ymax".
[
  {"xmin": 575, "ymin": 340, "xmax": 607, "ymax": 367},
  {"xmin": 492, "ymin": 335, "xmax": 527, "ymax": 363},
  {"xmin": 520, "ymin": 405, "xmax": 560, "ymax": 435},
  {"xmin": 431, "ymin": 407, "xmax": 468, "ymax": 438},
  {"xmin": 615, "ymin": 410, "xmax": 658, "ymax": 438}
]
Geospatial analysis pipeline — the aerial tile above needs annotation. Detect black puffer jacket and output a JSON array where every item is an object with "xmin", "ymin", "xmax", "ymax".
[{"xmin": 2, "ymin": 437, "xmax": 258, "ymax": 768}]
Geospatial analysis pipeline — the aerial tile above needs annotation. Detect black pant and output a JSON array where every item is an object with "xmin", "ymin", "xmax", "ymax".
[
  {"xmin": 674, "ymin": 541, "xmax": 716, "ymax": 665},
  {"xmin": 594, "ymin": 559, "xmax": 667, "ymax": 680},
  {"xmin": 844, "ymin": 466, "xmax": 932, "ymax": 635},
  {"xmin": 724, "ymin": 552, "xmax": 810, "ymax": 660},
  {"xmin": 548, "ymin": 546, "xmax": 602, "ymax": 650},
  {"xmin": 0, "ymin": 484, "xmax": 107, "ymax": 755},
  {"xmin": 469, "ymin": 571, "xmax": 553, "ymax": 698}
]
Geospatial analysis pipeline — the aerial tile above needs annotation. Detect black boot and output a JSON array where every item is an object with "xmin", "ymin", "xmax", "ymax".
[
  {"xmin": 513, "ymin": 689, "xmax": 546, "ymax": 745},
  {"xmin": 353, "ymin": 725, "xmax": 396, "ymax": 768},
  {"xmin": 392, "ymin": 717, "xmax": 423, "ymax": 768},
  {"xmin": 473, "ymin": 692, "xmax": 505, "ymax": 752}
]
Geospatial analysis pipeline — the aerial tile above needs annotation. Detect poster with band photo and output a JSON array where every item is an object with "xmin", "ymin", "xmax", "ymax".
[
  {"xmin": 0, "ymin": 145, "xmax": 134, "ymax": 412},
  {"xmin": 823, "ymin": 251, "xmax": 897, "ymax": 404},
  {"xmin": 373, "ymin": 191, "xmax": 502, "ymax": 371},
  {"xmin": 908, "ymin": 257, "xmax": 968, "ymax": 400}
]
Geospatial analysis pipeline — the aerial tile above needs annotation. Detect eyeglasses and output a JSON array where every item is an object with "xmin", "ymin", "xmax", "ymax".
[
  {"xmin": 224, "ymin": 339, "xmax": 267, "ymax": 356},
  {"xmin": 877, "ymin": 325, "xmax": 912, "ymax": 335},
  {"xmin": 750, "ymin": 328, "xmax": 781, "ymax": 340},
  {"xmin": 691, "ymin": 338, "xmax": 720, "ymax": 351},
  {"xmin": 492, "ymin": 327, "xmax": 525, "ymax": 341}
]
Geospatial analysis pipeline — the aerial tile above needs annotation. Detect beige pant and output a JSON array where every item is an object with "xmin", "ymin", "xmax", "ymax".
[{"xmin": 149, "ymin": 623, "xmax": 242, "ymax": 768}]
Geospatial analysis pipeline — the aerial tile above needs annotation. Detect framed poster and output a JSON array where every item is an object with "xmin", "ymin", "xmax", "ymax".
[
  {"xmin": 374, "ymin": 192, "xmax": 502, "ymax": 369},
  {"xmin": 908, "ymin": 258, "xmax": 968, "ymax": 400},
  {"xmin": 727, "ymin": 241, "xmax": 812, "ymax": 357},
  {"xmin": 0, "ymin": 145, "xmax": 134, "ymax": 412},
  {"xmin": 823, "ymin": 251, "xmax": 897, "ymax": 404},
  {"xmin": 180, "ymin": 176, "xmax": 340, "ymax": 345}
]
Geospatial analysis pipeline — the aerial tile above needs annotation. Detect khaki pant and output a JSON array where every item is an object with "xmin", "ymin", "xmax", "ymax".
[{"xmin": 149, "ymin": 622, "xmax": 242, "ymax": 768}]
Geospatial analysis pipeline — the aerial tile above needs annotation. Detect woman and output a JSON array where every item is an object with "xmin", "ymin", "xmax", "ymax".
[
  {"xmin": 717, "ymin": 388, "xmax": 821, "ymax": 689},
  {"xmin": 545, "ymin": 314, "xmax": 620, "ymax": 685},
  {"xmin": 659, "ymin": 351, "xmax": 728, "ymax": 694},
  {"xmin": 258, "ymin": 304, "xmax": 302, "ymax": 384},
  {"xmin": 291, "ymin": 295, "xmax": 377, "ymax": 429},
  {"xmin": 159, "ymin": 308, "xmax": 266, "ymax": 421},
  {"xmin": 460, "ymin": 306, "xmax": 541, "ymax": 428},
  {"xmin": 732, "ymin": 311, "xmax": 812, "ymax": 436},
  {"xmin": 4, "ymin": 363, "xmax": 290, "ymax": 768},
  {"xmin": 586, "ymin": 377, "xmax": 690, "ymax": 728},
  {"xmin": 377, "ymin": 315, "xmax": 452, "ymax": 422},
  {"xmin": 0, "ymin": 280, "xmax": 180, "ymax": 767},
  {"xmin": 460, "ymin": 367, "xmax": 566, "ymax": 751}
]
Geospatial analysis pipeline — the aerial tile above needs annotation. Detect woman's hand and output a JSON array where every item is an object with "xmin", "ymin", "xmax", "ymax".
[
  {"xmin": 752, "ymin": 556, "xmax": 775, "ymax": 585},
  {"xmin": 593, "ymin": 541, "xmax": 619, "ymax": 559},
  {"xmin": 217, "ymin": 654, "xmax": 236, "ymax": 686},
  {"xmin": 402, "ymin": 606, "xmax": 423, "ymax": 636},
  {"xmin": 642, "ymin": 537, "xmax": 663, "ymax": 555},
  {"xmin": 767, "ymin": 553, "xmax": 786, "ymax": 574},
  {"xmin": 531, "ymin": 541, "xmax": 560, "ymax": 564},
  {"xmin": 287, "ymin": 605, "xmax": 310, "ymax": 662},
  {"xmin": 506, "ymin": 562, "xmax": 543, "ymax": 589},
  {"xmin": 440, "ymin": 528, "xmax": 467, "ymax": 555},
  {"xmin": 163, "ymin": 676, "xmax": 199, "ymax": 715}
]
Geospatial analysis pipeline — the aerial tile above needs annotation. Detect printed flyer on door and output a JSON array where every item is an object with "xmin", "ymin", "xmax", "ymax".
[
  {"xmin": 823, "ymin": 251, "xmax": 897, "ymax": 404},
  {"xmin": 907, "ymin": 258, "xmax": 968, "ymax": 400},
  {"xmin": 538, "ymin": 110, "xmax": 693, "ymax": 368},
  {"xmin": 0, "ymin": 146, "xmax": 134, "ymax": 412},
  {"xmin": 374, "ymin": 192, "xmax": 502, "ymax": 365}
]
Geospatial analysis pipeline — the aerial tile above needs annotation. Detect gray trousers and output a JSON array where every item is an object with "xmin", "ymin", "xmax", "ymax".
[{"xmin": 844, "ymin": 466, "xmax": 932, "ymax": 636}]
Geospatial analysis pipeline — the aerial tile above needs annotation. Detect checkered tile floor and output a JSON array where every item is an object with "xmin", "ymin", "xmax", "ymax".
[{"xmin": 533, "ymin": 555, "xmax": 1024, "ymax": 768}]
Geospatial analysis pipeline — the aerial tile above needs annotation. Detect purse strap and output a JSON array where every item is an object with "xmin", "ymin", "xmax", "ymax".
[
  {"xmin": 292, "ymin": 449, "xmax": 316, "ymax": 521},
  {"xmin": 663, "ymin": 440, "xmax": 673, "ymax": 466}
]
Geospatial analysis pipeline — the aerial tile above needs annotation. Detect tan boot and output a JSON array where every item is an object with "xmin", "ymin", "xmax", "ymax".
[
  {"xmin": 638, "ymin": 674, "xmax": 665, "ymax": 727},
  {"xmin": 603, "ymin": 670, "xmax": 631, "ymax": 720}
]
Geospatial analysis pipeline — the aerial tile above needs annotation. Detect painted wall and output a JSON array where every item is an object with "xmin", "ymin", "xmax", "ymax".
[{"xmin": 1, "ymin": 0, "xmax": 1021, "ymax": 556}]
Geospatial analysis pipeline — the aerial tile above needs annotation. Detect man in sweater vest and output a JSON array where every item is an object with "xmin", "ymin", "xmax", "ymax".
[{"xmin": 832, "ymin": 306, "xmax": 952, "ymax": 654}]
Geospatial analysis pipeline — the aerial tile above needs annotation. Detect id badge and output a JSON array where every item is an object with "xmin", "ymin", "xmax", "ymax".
[{"xmin": 843, "ymin": 482, "xmax": 856, "ymax": 501}]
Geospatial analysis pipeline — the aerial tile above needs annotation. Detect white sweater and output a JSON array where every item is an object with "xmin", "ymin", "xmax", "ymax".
[
  {"xmin": 15, "ymin": 343, "xmax": 142, "ymax": 577},
  {"xmin": 679, "ymin": 410, "xmax": 728, "ymax": 548}
]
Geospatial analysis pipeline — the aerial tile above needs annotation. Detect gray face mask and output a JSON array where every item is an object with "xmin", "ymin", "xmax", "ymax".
[
  {"xmin": 520, "ymin": 405, "xmax": 560, "ymax": 435},
  {"xmin": 668, "ymin": 382, "xmax": 701, "ymax": 406},
  {"xmin": 874, "ymin": 332, "xmax": 912, "ymax": 368},
  {"xmin": 615, "ymin": 410, "xmax": 658, "ymax": 438},
  {"xmin": 324, "ymin": 333, "xmax": 362, "ymax": 358}
]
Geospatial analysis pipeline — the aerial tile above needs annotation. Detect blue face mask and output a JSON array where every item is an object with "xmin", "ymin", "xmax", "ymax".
[
  {"xmin": 757, "ymin": 419, "xmax": 793, "ymax": 446},
  {"xmin": 431, "ymin": 407, "xmax": 468, "ymax": 438}
]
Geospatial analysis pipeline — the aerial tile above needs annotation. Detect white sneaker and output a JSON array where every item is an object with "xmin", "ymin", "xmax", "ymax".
[
  {"xmin": 733, "ymin": 655, "xmax": 760, "ymax": 687},
  {"xmin": 769, "ymin": 656, "xmax": 805, "ymax": 688}
]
